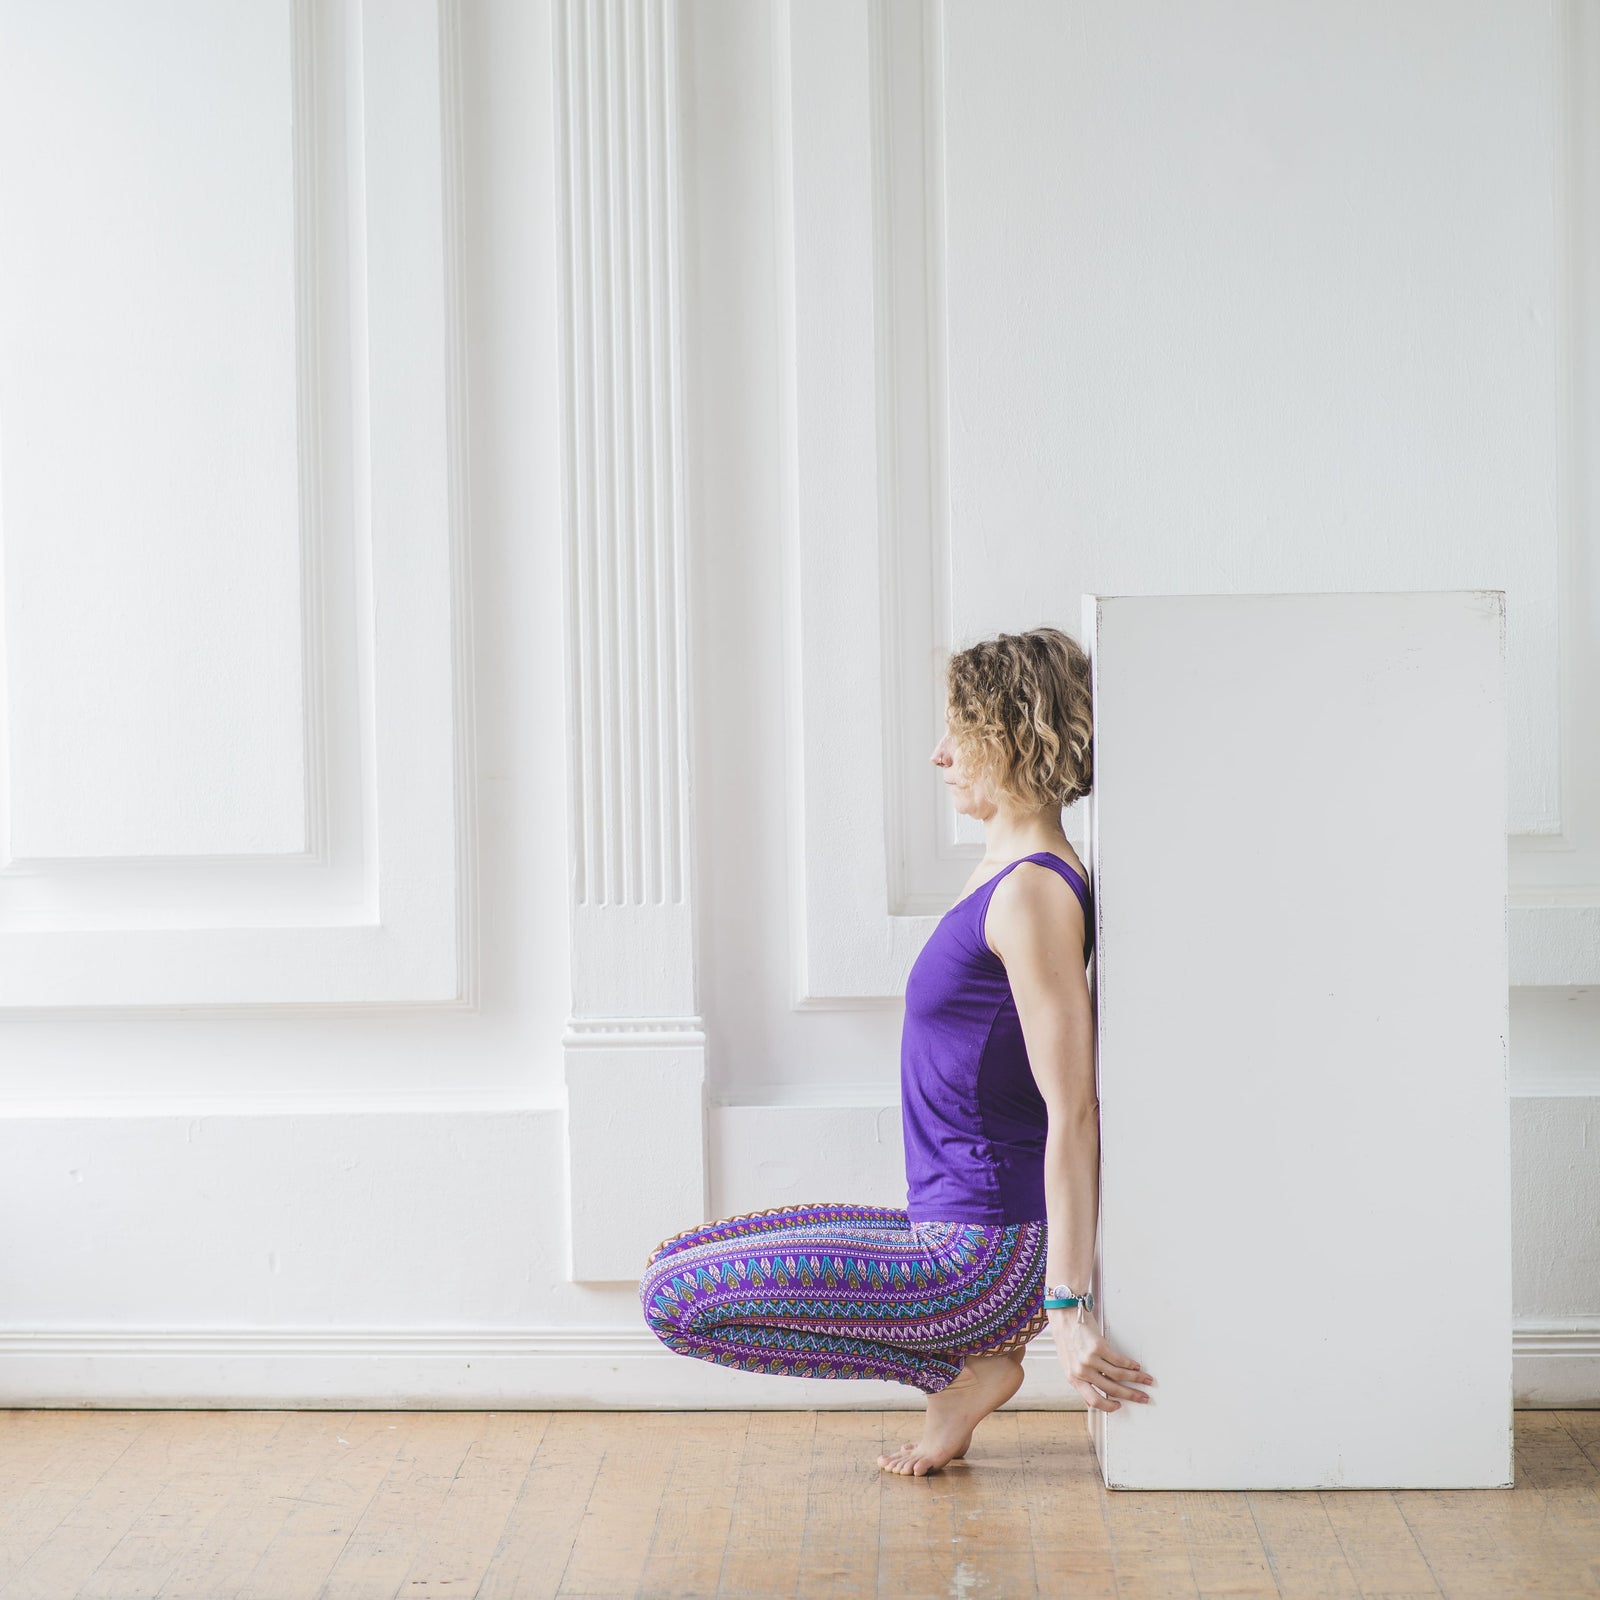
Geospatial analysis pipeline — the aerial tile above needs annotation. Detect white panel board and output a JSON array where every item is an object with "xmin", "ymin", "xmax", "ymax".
[
  {"xmin": 1086, "ymin": 591, "xmax": 1512, "ymax": 1489},
  {"xmin": 0, "ymin": 0, "xmax": 305, "ymax": 859},
  {"xmin": 0, "ymin": 2, "xmax": 468, "ymax": 1007}
]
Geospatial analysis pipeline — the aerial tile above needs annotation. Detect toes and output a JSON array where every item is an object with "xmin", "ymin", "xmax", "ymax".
[{"xmin": 878, "ymin": 1440, "xmax": 947, "ymax": 1476}]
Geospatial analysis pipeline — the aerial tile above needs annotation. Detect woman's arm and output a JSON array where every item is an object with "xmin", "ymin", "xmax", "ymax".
[
  {"xmin": 984, "ymin": 865, "xmax": 1097, "ymax": 1288},
  {"xmin": 986, "ymin": 865, "xmax": 1155, "ymax": 1410}
]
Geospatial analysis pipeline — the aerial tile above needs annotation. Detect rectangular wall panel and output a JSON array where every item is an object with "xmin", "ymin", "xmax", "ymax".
[
  {"xmin": 0, "ymin": 1, "xmax": 469, "ymax": 1007},
  {"xmin": 947, "ymin": 3, "xmax": 1560, "ymax": 839},
  {"xmin": 0, "ymin": 0, "xmax": 305, "ymax": 859},
  {"xmin": 1086, "ymin": 591, "xmax": 1512, "ymax": 1489}
]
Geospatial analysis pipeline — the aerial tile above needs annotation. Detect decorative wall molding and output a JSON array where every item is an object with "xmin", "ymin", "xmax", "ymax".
[
  {"xmin": 564, "ymin": 1017, "xmax": 707, "ymax": 1050},
  {"xmin": 0, "ymin": 1320, "xmax": 1587, "ymax": 1409},
  {"xmin": 0, "ymin": 0, "xmax": 475, "ymax": 1010},
  {"xmin": 290, "ymin": 0, "xmax": 332, "ymax": 869},
  {"xmin": 439, "ymin": 0, "xmax": 482, "ymax": 1012},
  {"xmin": 1508, "ymin": 0, "xmax": 1600, "ymax": 939},
  {"xmin": 870, "ymin": 0, "xmax": 965, "ymax": 918},
  {"xmin": 554, "ymin": 0, "xmax": 691, "ymax": 916},
  {"xmin": 774, "ymin": 0, "xmax": 930, "ymax": 1005},
  {"xmin": 553, "ymin": 0, "xmax": 706, "ymax": 1281}
]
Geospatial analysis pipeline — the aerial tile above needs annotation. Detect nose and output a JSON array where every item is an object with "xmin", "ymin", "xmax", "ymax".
[{"xmin": 931, "ymin": 737, "xmax": 951, "ymax": 768}]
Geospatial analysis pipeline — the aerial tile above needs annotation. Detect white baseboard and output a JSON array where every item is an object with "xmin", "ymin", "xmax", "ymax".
[
  {"xmin": 1507, "ymin": 1318, "xmax": 1600, "ymax": 1408},
  {"xmin": 0, "ymin": 1322, "xmax": 1593, "ymax": 1409}
]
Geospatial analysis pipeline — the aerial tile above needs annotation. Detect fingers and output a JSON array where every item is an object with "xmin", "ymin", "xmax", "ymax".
[
  {"xmin": 1091, "ymin": 1373, "xmax": 1150, "ymax": 1402},
  {"xmin": 1090, "ymin": 1354, "xmax": 1154, "ymax": 1402},
  {"xmin": 1059, "ymin": 1338, "xmax": 1157, "ymax": 1412},
  {"xmin": 1075, "ymin": 1374, "xmax": 1152, "ymax": 1407},
  {"xmin": 1073, "ymin": 1378, "xmax": 1118, "ymax": 1411},
  {"xmin": 1079, "ymin": 1351, "xmax": 1156, "ymax": 1403},
  {"xmin": 1098, "ymin": 1346, "xmax": 1152, "ymax": 1380},
  {"xmin": 1096, "ymin": 1346, "xmax": 1157, "ymax": 1387}
]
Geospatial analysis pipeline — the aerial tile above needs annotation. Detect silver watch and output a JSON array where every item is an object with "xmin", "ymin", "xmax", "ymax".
[{"xmin": 1043, "ymin": 1282, "xmax": 1094, "ymax": 1311}]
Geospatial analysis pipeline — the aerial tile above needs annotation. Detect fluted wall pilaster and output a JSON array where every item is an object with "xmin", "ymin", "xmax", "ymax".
[{"xmin": 554, "ymin": 0, "xmax": 705, "ymax": 1281}]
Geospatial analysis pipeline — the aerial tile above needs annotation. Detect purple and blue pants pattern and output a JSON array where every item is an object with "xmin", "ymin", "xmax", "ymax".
[{"xmin": 639, "ymin": 1201, "xmax": 1050, "ymax": 1395}]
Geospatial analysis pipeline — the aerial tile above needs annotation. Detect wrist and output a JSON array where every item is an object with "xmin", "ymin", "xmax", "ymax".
[{"xmin": 1045, "ymin": 1304, "xmax": 1094, "ymax": 1331}]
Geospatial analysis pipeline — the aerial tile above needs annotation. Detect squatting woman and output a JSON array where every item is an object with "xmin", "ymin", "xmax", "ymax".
[{"xmin": 638, "ymin": 626, "xmax": 1156, "ymax": 1475}]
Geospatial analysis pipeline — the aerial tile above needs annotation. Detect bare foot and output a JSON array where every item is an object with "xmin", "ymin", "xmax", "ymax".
[{"xmin": 877, "ymin": 1353, "xmax": 1025, "ymax": 1476}]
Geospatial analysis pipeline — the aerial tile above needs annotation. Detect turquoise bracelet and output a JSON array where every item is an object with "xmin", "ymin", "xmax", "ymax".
[{"xmin": 1042, "ymin": 1289, "xmax": 1094, "ymax": 1312}]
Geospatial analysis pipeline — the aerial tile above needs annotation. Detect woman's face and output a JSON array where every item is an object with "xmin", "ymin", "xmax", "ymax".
[{"xmin": 931, "ymin": 706, "xmax": 995, "ymax": 818}]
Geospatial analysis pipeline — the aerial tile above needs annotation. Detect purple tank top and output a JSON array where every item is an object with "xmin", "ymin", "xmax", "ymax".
[{"xmin": 900, "ymin": 851, "xmax": 1093, "ymax": 1224}]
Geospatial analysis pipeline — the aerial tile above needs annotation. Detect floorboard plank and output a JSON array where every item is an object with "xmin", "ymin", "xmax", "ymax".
[
  {"xmin": 232, "ymin": 1412, "xmax": 414, "ymax": 1600},
  {"xmin": 0, "ymin": 1412, "xmax": 155, "ymax": 1592},
  {"xmin": 1317, "ymin": 1491, "xmax": 1441, "ymax": 1600},
  {"xmin": 943, "ymin": 1408, "xmax": 1040, "ymax": 1597},
  {"xmin": 716, "ymin": 1408, "xmax": 814, "ymax": 1599},
  {"xmin": 1173, "ymin": 1488, "xmax": 1280, "ymax": 1598},
  {"xmin": 317, "ymin": 1412, "xmax": 486, "ymax": 1600},
  {"xmin": 1015, "ymin": 1411, "xmax": 1117, "ymax": 1596},
  {"xmin": 153, "ymin": 1411, "xmax": 354, "ymax": 1600},
  {"xmin": 393, "ymin": 1412, "xmax": 553, "ymax": 1599},
  {"xmin": 1245, "ymin": 1488, "xmax": 1363, "ymax": 1600},
  {"xmin": 793, "ymin": 1410, "xmax": 881, "ymax": 1599},
  {"xmin": 1, "ymin": 1412, "xmax": 175, "ymax": 1600},
  {"xmin": 72, "ymin": 1412, "xmax": 287, "ymax": 1600},
  {"xmin": 638, "ymin": 1411, "xmax": 750, "ymax": 1599},
  {"xmin": 551, "ymin": 1411, "xmax": 680, "ymax": 1598},
  {"xmin": 1101, "ymin": 1484, "xmax": 1201, "ymax": 1600},
  {"xmin": 474, "ymin": 1413, "xmax": 610, "ymax": 1600},
  {"xmin": 875, "ymin": 1410, "xmax": 961, "ymax": 1600}
]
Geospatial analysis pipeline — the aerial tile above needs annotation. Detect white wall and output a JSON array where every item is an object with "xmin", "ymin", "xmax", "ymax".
[{"xmin": 0, "ymin": 0, "xmax": 1593, "ymax": 1410}]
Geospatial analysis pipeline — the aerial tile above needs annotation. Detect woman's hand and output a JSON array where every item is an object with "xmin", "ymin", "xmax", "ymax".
[{"xmin": 1051, "ymin": 1310, "xmax": 1156, "ymax": 1411}]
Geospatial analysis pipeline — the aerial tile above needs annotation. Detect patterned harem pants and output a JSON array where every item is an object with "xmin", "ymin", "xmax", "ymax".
[{"xmin": 638, "ymin": 1201, "xmax": 1050, "ymax": 1395}]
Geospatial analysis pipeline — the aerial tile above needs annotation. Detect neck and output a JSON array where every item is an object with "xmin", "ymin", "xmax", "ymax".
[{"xmin": 979, "ymin": 800, "xmax": 1069, "ymax": 863}]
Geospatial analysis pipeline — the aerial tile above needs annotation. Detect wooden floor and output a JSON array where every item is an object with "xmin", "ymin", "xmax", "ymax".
[{"xmin": 1, "ymin": 1407, "xmax": 1597, "ymax": 1599}]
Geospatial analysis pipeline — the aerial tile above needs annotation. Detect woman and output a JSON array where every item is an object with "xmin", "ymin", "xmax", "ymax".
[{"xmin": 638, "ymin": 627, "xmax": 1156, "ymax": 1475}]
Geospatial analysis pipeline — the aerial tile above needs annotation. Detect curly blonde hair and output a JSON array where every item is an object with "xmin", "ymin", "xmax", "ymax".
[{"xmin": 945, "ymin": 626, "xmax": 1093, "ymax": 809}]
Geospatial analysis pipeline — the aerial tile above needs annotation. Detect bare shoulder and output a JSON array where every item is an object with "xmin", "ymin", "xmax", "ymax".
[{"xmin": 984, "ymin": 859, "xmax": 1086, "ymax": 963}]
